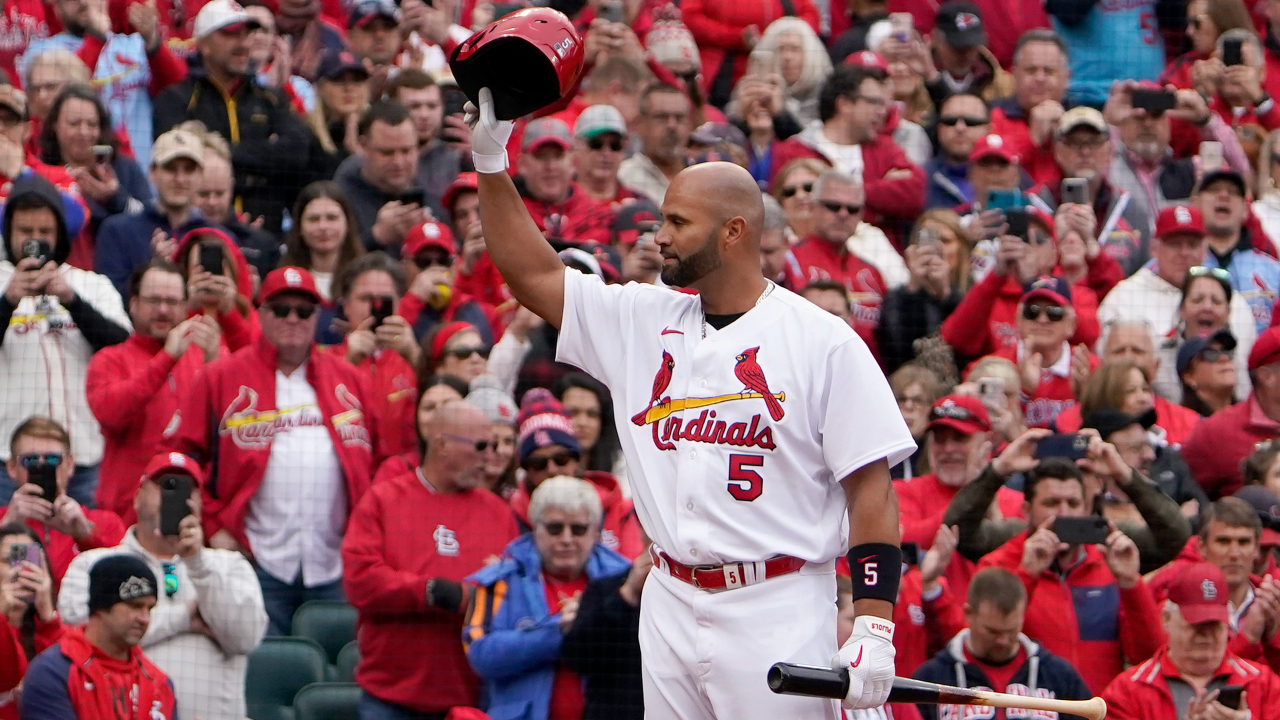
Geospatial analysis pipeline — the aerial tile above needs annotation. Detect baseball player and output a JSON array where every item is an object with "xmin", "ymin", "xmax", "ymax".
[{"xmin": 468, "ymin": 86, "xmax": 917, "ymax": 719}]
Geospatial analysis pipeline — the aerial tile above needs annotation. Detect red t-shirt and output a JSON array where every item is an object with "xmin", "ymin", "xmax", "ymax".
[
  {"xmin": 544, "ymin": 573, "xmax": 588, "ymax": 720},
  {"xmin": 962, "ymin": 644, "xmax": 1028, "ymax": 720},
  {"xmin": 789, "ymin": 235, "xmax": 886, "ymax": 358}
]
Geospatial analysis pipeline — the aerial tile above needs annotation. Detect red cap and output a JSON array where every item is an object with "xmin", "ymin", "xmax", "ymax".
[
  {"xmin": 442, "ymin": 172, "xmax": 479, "ymax": 213},
  {"xmin": 403, "ymin": 221, "xmax": 457, "ymax": 258},
  {"xmin": 1155, "ymin": 205, "xmax": 1206, "ymax": 240},
  {"xmin": 1165, "ymin": 561, "xmax": 1230, "ymax": 625},
  {"xmin": 969, "ymin": 134, "xmax": 1018, "ymax": 164},
  {"xmin": 142, "ymin": 451, "xmax": 203, "ymax": 488},
  {"xmin": 259, "ymin": 266, "xmax": 321, "ymax": 304},
  {"xmin": 926, "ymin": 395, "xmax": 991, "ymax": 436},
  {"xmin": 1250, "ymin": 326, "xmax": 1280, "ymax": 370},
  {"xmin": 842, "ymin": 50, "xmax": 888, "ymax": 72}
]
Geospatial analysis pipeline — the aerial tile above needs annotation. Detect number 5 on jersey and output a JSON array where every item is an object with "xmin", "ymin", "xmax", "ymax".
[{"xmin": 728, "ymin": 454, "xmax": 764, "ymax": 501}]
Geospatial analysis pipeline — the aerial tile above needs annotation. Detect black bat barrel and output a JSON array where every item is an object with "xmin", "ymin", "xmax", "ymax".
[{"xmin": 766, "ymin": 664, "xmax": 849, "ymax": 699}]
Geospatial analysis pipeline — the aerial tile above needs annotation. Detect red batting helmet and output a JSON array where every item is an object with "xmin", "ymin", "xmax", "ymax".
[{"xmin": 449, "ymin": 7, "xmax": 585, "ymax": 121}]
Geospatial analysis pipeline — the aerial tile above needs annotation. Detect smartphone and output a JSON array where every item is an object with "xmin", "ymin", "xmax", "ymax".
[
  {"xmin": 1223, "ymin": 37, "xmax": 1243, "ymax": 66},
  {"xmin": 21, "ymin": 239, "xmax": 51, "ymax": 266},
  {"xmin": 598, "ymin": 0, "xmax": 624, "ymax": 24},
  {"xmin": 1217, "ymin": 685, "xmax": 1245, "ymax": 710},
  {"xmin": 1036, "ymin": 432, "xmax": 1089, "ymax": 461},
  {"xmin": 159, "ymin": 474, "xmax": 193, "ymax": 537},
  {"xmin": 986, "ymin": 188, "xmax": 1024, "ymax": 212},
  {"xmin": 1130, "ymin": 87, "xmax": 1176, "ymax": 115},
  {"xmin": 978, "ymin": 376, "xmax": 1005, "ymax": 409},
  {"xmin": 369, "ymin": 295, "xmax": 393, "ymax": 329},
  {"xmin": 26, "ymin": 461, "xmax": 57, "ymax": 501},
  {"xmin": 443, "ymin": 86, "xmax": 468, "ymax": 117},
  {"xmin": 1200, "ymin": 141, "xmax": 1224, "ymax": 173},
  {"xmin": 491, "ymin": 1, "xmax": 522, "ymax": 19},
  {"xmin": 1005, "ymin": 207, "xmax": 1029, "ymax": 240},
  {"xmin": 397, "ymin": 188, "xmax": 426, "ymax": 207},
  {"xmin": 747, "ymin": 49, "xmax": 777, "ymax": 78},
  {"xmin": 1061, "ymin": 177, "xmax": 1089, "ymax": 206},
  {"xmin": 198, "ymin": 241, "xmax": 224, "ymax": 276},
  {"xmin": 91, "ymin": 144, "xmax": 113, "ymax": 166},
  {"xmin": 6, "ymin": 542, "xmax": 40, "ymax": 569},
  {"xmin": 889, "ymin": 12, "xmax": 913, "ymax": 41},
  {"xmin": 1053, "ymin": 516, "xmax": 1111, "ymax": 545},
  {"xmin": 915, "ymin": 226, "xmax": 943, "ymax": 253}
]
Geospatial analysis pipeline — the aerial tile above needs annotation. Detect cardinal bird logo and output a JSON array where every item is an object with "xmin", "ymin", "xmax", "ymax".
[
  {"xmin": 734, "ymin": 347, "xmax": 785, "ymax": 421},
  {"xmin": 632, "ymin": 351, "xmax": 676, "ymax": 425}
]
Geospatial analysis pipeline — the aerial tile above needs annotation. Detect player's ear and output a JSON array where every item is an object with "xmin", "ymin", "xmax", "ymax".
[{"xmin": 721, "ymin": 216, "xmax": 747, "ymax": 248}]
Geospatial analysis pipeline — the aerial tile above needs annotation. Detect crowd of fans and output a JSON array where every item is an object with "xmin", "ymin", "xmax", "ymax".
[{"xmin": 6, "ymin": 0, "xmax": 1280, "ymax": 717}]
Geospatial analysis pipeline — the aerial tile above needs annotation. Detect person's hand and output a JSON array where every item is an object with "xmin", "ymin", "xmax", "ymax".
[
  {"xmin": 189, "ymin": 606, "xmax": 220, "ymax": 644},
  {"xmin": 345, "ymin": 316, "xmax": 377, "ymax": 365},
  {"xmin": 39, "ymin": 263, "xmax": 75, "ymax": 305},
  {"xmin": 470, "ymin": 0, "xmax": 494, "ymax": 30},
  {"xmin": 0, "ymin": 567, "xmax": 27, "ymax": 618},
  {"xmin": 343, "ymin": 112, "xmax": 361, "ymax": 156},
  {"xmin": 458, "ymin": 223, "xmax": 486, "ymax": 275},
  {"xmin": 992, "ymin": 428, "xmax": 1052, "ymax": 477},
  {"xmin": 582, "ymin": 18, "xmax": 612, "ymax": 64},
  {"xmin": 467, "ymin": 87, "xmax": 514, "ymax": 174},
  {"xmin": 189, "ymin": 271, "xmax": 236, "ymax": 314},
  {"xmin": 1171, "ymin": 86, "xmax": 1214, "ymax": 125},
  {"xmin": 128, "ymin": 0, "xmax": 160, "ymax": 49},
  {"xmin": 72, "ymin": 162, "xmax": 120, "ymax": 204},
  {"xmin": 622, "ymin": 239, "xmax": 663, "ymax": 283},
  {"xmin": 619, "ymin": 548, "xmax": 654, "ymax": 607},
  {"xmin": 268, "ymin": 35, "xmax": 293, "ymax": 89},
  {"xmin": 372, "ymin": 201, "xmax": 429, "ymax": 247},
  {"xmin": 375, "ymin": 314, "xmax": 421, "ymax": 365},
  {"xmin": 208, "ymin": 528, "xmax": 242, "ymax": 553},
  {"xmin": 84, "ymin": 0, "xmax": 110, "ymax": 36},
  {"xmin": 13, "ymin": 557, "xmax": 55, "ymax": 622},
  {"xmin": 558, "ymin": 593, "xmax": 581, "ymax": 634},
  {"xmin": 506, "ymin": 304, "xmax": 544, "ymax": 342},
  {"xmin": 1100, "ymin": 525, "xmax": 1140, "ymax": 588},
  {"xmin": 1022, "ymin": 517, "xmax": 1063, "ymax": 578},
  {"xmin": 920, "ymin": 525, "xmax": 958, "ymax": 590},
  {"xmin": 188, "ymin": 313, "xmax": 221, "ymax": 362},
  {"xmin": 968, "ymin": 209, "xmax": 1006, "ymax": 243},
  {"xmin": 1028, "ymin": 100, "xmax": 1065, "ymax": 146},
  {"xmin": 176, "ymin": 500, "xmax": 203, "ymax": 559},
  {"xmin": 993, "ymin": 235, "xmax": 1026, "ymax": 277},
  {"xmin": 1057, "ymin": 203, "xmax": 1097, "ymax": 248},
  {"xmin": 163, "ymin": 317, "xmax": 197, "ymax": 359},
  {"xmin": 1069, "ymin": 344, "xmax": 1092, "ymax": 398},
  {"xmin": 1188, "ymin": 689, "xmax": 1250, "ymax": 720},
  {"xmin": 1191, "ymin": 58, "xmax": 1224, "ymax": 99},
  {"xmin": 1, "ymin": 483, "xmax": 54, "ymax": 526},
  {"xmin": 1102, "ymin": 80, "xmax": 1140, "ymax": 125},
  {"xmin": 4, "ymin": 256, "xmax": 46, "ymax": 304},
  {"xmin": 1224, "ymin": 63, "xmax": 1264, "ymax": 104},
  {"xmin": 0, "ymin": 133, "xmax": 23, "ymax": 179},
  {"xmin": 1019, "ymin": 349, "xmax": 1044, "ymax": 394},
  {"xmin": 150, "ymin": 228, "xmax": 176, "ymax": 261},
  {"xmin": 442, "ymin": 113, "xmax": 472, "ymax": 151},
  {"xmin": 48, "ymin": 494, "xmax": 94, "ymax": 540},
  {"xmin": 833, "ymin": 617, "xmax": 896, "ymax": 709}
]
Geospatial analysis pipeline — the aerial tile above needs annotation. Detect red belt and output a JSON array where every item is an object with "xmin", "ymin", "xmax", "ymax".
[{"xmin": 650, "ymin": 546, "xmax": 807, "ymax": 591}]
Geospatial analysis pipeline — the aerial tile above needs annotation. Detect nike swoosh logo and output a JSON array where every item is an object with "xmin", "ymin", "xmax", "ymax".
[
  {"xmin": 849, "ymin": 646, "xmax": 864, "ymax": 668},
  {"xmin": 661, "ymin": 328, "xmax": 683, "ymax": 335}
]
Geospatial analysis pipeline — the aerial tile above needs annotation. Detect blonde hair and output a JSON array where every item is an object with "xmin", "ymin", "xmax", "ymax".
[
  {"xmin": 24, "ymin": 50, "xmax": 90, "ymax": 88},
  {"xmin": 910, "ymin": 209, "xmax": 972, "ymax": 293}
]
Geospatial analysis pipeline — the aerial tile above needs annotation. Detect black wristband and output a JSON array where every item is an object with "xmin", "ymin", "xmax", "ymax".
[
  {"xmin": 847, "ymin": 543, "xmax": 903, "ymax": 604},
  {"xmin": 427, "ymin": 577, "xmax": 464, "ymax": 613}
]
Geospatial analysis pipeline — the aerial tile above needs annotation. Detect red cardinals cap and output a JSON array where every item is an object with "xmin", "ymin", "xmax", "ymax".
[
  {"xmin": 969, "ymin": 134, "xmax": 1018, "ymax": 164},
  {"xmin": 403, "ymin": 221, "xmax": 457, "ymax": 258},
  {"xmin": 842, "ymin": 50, "xmax": 888, "ymax": 72},
  {"xmin": 260, "ymin": 267, "xmax": 321, "ymax": 304},
  {"xmin": 1250, "ymin": 327, "xmax": 1280, "ymax": 370},
  {"xmin": 1165, "ymin": 562, "xmax": 1230, "ymax": 625},
  {"xmin": 1021, "ymin": 275, "xmax": 1072, "ymax": 305},
  {"xmin": 442, "ymin": 172, "xmax": 479, "ymax": 213},
  {"xmin": 522, "ymin": 117, "xmax": 573, "ymax": 153},
  {"xmin": 926, "ymin": 395, "xmax": 991, "ymax": 436},
  {"xmin": 1155, "ymin": 205, "xmax": 1206, "ymax": 240},
  {"xmin": 449, "ymin": 7, "xmax": 585, "ymax": 121},
  {"xmin": 142, "ymin": 451, "xmax": 203, "ymax": 488}
]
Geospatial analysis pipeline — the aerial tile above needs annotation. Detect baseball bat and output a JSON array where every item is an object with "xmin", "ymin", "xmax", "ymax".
[{"xmin": 767, "ymin": 664, "xmax": 1107, "ymax": 720}]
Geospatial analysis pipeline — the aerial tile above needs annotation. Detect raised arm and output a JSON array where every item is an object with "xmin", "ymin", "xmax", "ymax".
[{"xmin": 471, "ymin": 88, "xmax": 566, "ymax": 328}]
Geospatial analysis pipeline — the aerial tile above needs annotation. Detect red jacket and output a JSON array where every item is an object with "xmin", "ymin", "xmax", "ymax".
[
  {"xmin": 342, "ymin": 470, "xmax": 518, "ymax": 713},
  {"xmin": 939, "ymin": 270, "xmax": 1102, "ymax": 361},
  {"xmin": 1181, "ymin": 393, "xmax": 1277, "ymax": 499},
  {"xmin": 172, "ymin": 228, "xmax": 261, "ymax": 352},
  {"xmin": 509, "ymin": 472, "xmax": 643, "ymax": 560},
  {"xmin": 1053, "ymin": 394, "xmax": 1202, "ymax": 448},
  {"xmin": 455, "ymin": 252, "xmax": 512, "ymax": 311},
  {"xmin": 326, "ymin": 341, "xmax": 417, "ymax": 464},
  {"xmin": 978, "ymin": 530, "xmax": 1164, "ymax": 693},
  {"xmin": 680, "ymin": 0, "xmax": 820, "ymax": 97},
  {"xmin": 1103, "ymin": 647, "xmax": 1280, "ymax": 720},
  {"xmin": 28, "ymin": 626, "xmax": 177, "ymax": 720},
  {"xmin": 989, "ymin": 98, "xmax": 1060, "ymax": 187},
  {"xmin": 0, "ymin": 0, "xmax": 48, "ymax": 89},
  {"xmin": 0, "ymin": 613, "xmax": 63, "ymax": 720},
  {"xmin": 1209, "ymin": 94, "xmax": 1280, "ymax": 132},
  {"xmin": 166, "ymin": 335, "xmax": 377, "ymax": 552},
  {"xmin": 0, "ymin": 515, "xmax": 125, "ymax": 592},
  {"xmin": 520, "ymin": 181, "xmax": 611, "ymax": 246},
  {"xmin": 993, "ymin": 343, "xmax": 1099, "ymax": 429},
  {"xmin": 86, "ymin": 334, "xmax": 207, "ymax": 522},
  {"xmin": 790, "ymin": 235, "xmax": 886, "ymax": 356}
]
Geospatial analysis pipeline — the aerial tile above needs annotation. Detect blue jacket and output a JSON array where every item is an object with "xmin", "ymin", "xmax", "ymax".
[
  {"xmin": 464, "ymin": 533, "xmax": 631, "ymax": 720},
  {"xmin": 1203, "ymin": 228, "xmax": 1280, "ymax": 334},
  {"xmin": 924, "ymin": 156, "xmax": 972, "ymax": 210},
  {"xmin": 93, "ymin": 205, "xmax": 214, "ymax": 297}
]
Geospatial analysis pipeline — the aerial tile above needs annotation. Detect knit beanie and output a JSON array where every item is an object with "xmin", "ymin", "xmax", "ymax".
[
  {"xmin": 88, "ymin": 554, "xmax": 157, "ymax": 614},
  {"xmin": 645, "ymin": 4, "xmax": 700, "ymax": 71},
  {"xmin": 467, "ymin": 374, "xmax": 518, "ymax": 425},
  {"xmin": 516, "ymin": 388, "xmax": 582, "ymax": 462}
]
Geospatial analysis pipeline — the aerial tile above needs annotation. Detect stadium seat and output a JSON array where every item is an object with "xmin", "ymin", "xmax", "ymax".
[
  {"xmin": 336, "ymin": 641, "xmax": 360, "ymax": 683},
  {"xmin": 293, "ymin": 682, "xmax": 361, "ymax": 720},
  {"xmin": 246, "ymin": 637, "xmax": 328, "ymax": 720},
  {"xmin": 292, "ymin": 600, "xmax": 358, "ymax": 665}
]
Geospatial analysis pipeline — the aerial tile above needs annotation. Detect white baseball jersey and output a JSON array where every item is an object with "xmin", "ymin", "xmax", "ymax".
[{"xmin": 557, "ymin": 269, "xmax": 916, "ymax": 567}]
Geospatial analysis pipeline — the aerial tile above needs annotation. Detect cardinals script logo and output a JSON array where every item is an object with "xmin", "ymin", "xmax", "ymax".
[{"xmin": 632, "ymin": 347, "xmax": 785, "ymax": 452}]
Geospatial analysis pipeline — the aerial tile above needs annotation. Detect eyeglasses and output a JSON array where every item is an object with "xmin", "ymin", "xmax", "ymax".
[
  {"xmin": 849, "ymin": 94, "xmax": 887, "ymax": 107},
  {"xmin": 1189, "ymin": 266, "xmax": 1231, "ymax": 282},
  {"xmin": 819, "ymin": 200, "xmax": 863, "ymax": 215},
  {"xmin": 897, "ymin": 395, "xmax": 928, "ymax": 408},
  {"xmin": 162, "ymin": 562, "xmax": 179, "ymax": 597},
  {"xmin": 540, "ymin": 522, "xmax": 591, "ymax": 537},
  {"xmin": 442, "ymin": 433, "xmax": 493, "ymax": 452},
  {"xmin": 929, "ymin": 404, "xmax": 976, "ymax": 421},
  {"xmin": 1197, "ymin": 346, "xmax": 1235, "ymax": 363},
  {"xmin": 447, "ymin": 345, "xmax": 490, "ymax": 360},
  {"xmin": 938, "ymin": 115, "xmax": 989, "ymax": 127},
  {"xmin": 780, "ymin": 183, "xmax": 813, "ymax": 198},
  {"xmin": 1061, "ymin": 136, "xmax": 1108, "ymax": 151},
  {"xmin": 18, "ymin": 454, "xmax": 62, "ymax": 468},
  {"xmin": 1022, "ymin": 303, "xmax": 1067, "ymax": 322},
  {"xmin": 523, "ymin": 451, "xmax": 579, "ymax": 471},
  {"xmin": 413, "ymin": 255, "xmax": 454, "ymax": 270},
  {"xmin": 138, "ymin": 295, "xmax": 184, "ymax": 308},
  {"xmin": 267, "ymin": 302, "xmax": 317, "ymax": 320},
  {"xmin": 587, "ymin": 136, "xmax": 625, "ymax": 152},
  {"xmin": 644, "ymin": 111, "xmax": 689, "ymax": 125}
]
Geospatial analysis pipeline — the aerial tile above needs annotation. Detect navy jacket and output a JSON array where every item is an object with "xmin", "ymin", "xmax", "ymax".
[{"xmin": 93, "ymin": 205, "xmax": 214, "ymax": 297}]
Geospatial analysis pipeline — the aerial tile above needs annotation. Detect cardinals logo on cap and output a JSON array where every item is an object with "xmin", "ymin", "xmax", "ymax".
[
  {"xmin": 1202, "ymin": 578, "xmax": 1218, "ymax": 600},
  {"xmin": 284, "ymin": 268, "xmax": 302, "ymax": 286},
  {"xmin": 1175, "ymin": 206, "xmax": 1192, "ymax": 224},
  {"xmin": 987, "ymin": 135, "xmax": 1003, "ymax": 147},
  {"xmin": 168, "ymin": 453, "xmax": 185, "ymax": 467},
  {"xmin": 423, "ymin": 223, "xmax": 440, "ymax": 238},
  {"xmin": 119, "ymin": 575, "xmax": 154, "ymax": 600},
  {"xmin": 955, "ymin": 12, "xmax": 980, "ymax": 29}
]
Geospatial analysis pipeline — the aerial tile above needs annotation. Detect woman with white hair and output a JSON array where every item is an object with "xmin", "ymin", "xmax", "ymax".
[
  {"xmin": 465, "ymin": 476, "xmax": 631, "ymax": 720},
  {"xmin": 751, "ymin": 18, "xmax": 832, "ymax": 127}
]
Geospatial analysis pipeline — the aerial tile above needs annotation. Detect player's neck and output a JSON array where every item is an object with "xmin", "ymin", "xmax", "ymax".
[{"xmin": 698, "ymin": 272, "xmax": 768, "ymax": 316}]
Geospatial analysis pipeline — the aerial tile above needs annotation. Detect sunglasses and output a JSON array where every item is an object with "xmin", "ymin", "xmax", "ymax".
[
  {"xmin": 267, "ymin": 302, "xmax": 317, "ymax": 320},
  {"xmin": 1189, "ymin": 265, "xmax": 1231, "ymax": 282},
  {"xmin": 447, "ymin": 345, "xmax": 490, "ymax": 360},
  {"xmin": 937, "ymin": 115, "xmax": 989, "ymax": 127},
  {"xmin": 1197, "ymin": 347, "xmax": 1235, "ymax": 363},
  {"xmin": 162, "ymin": 561, "xmax": 179, "ymax": 597},
  {"xmin": 443, "ymin": 433, "xmax": 493, "ymax": 452},
  {"xmin": 1022, "ymin": 303, "xmax": 1067, "ymax": 322},
  {"xmin": 414, "ymin": 255, "xmax": 454, "ymax": 270},
  {"xmin": 541, "ymin": 522, "xmax": 591, "ymax": 537},
  {"xmin": 523, "ymin": 451, "xmax": 579, "ymax": 471},
  {"xmin": 780, "ymin": 183, "xmax": 813, "ymax": 198},
  {"xmin": 18, "ymin": 454, "xmax": 62, "ymax": 468},
  {"xmin": 587, "ymin": 136, "xmax": 625, "ymax": 152},
  {"xmin": 820, "ymin": 200, "xmax": 863, "ymax": 215}
]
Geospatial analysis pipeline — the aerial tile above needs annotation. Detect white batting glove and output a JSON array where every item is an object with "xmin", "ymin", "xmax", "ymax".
[
  {"xmin": 832, "ymin": 616, "xmax": 896, "ymax": 710},
  {"xmin": 468, "ymin": 87, "xmax": 513, "ymax": 175}
]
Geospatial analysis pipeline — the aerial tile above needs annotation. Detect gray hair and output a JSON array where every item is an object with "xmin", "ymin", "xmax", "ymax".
[
  {"xmin": 757, "ymin": 18, "xmax": 833, "ymax": 98},
  {"xmin": 1013, "ymin": 29, "xmax": 1070, "ymax": 67},
  {"xmin": 23, "ymin": 49, "xmax": 90, "ymax": 88},
  {"xmin": 811, "ymin": 169, "xmax": 862, "ymax": 199},
  {"xmin": 1095, "ymin": 317, "xmax": 1158, "ymax": 356},
  {"xmin": 762, "ymin": 194, "xmax": 787, "ymax": 231},
  {"xmin": 1218, "ymin": 29, "xmax": 1263, "ymax": 68},
  {"xmin": 529, "ymin": 476, "xmax": 603, "ymax": 527}
]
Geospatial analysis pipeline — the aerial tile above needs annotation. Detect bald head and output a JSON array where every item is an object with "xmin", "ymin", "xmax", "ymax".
[
  {"xmin": 422, "ymin": 399, "xmax": 493, "ymax": 491},
  {"xmin": 670, "ymin": 162, "xmax": 765, "ymax": 245},
  {"xmin": 426, "ymin": 400, "xmax": 490, "ymax": 438}
]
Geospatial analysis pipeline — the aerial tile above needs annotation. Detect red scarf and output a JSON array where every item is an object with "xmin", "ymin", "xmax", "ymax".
[{"xmin": 59, "ymin": 627, "xmax": 176, "ymax": 720}]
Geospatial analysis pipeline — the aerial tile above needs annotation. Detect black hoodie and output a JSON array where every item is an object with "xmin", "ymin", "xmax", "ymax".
[{"xmin": 0, "ymin": 174, "xmax": 130, "ymax": 350}]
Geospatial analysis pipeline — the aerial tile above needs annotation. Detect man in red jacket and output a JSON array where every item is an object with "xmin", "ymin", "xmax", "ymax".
[
  {"xmin": 1103, "ymin": 562, "xmax": 1280, "ymax": 720},
  {"xmin": 989, "ymin": 30, "xmax": 1070, "ymax": 188},
  {"xmin": 978, "ymin": 455, "xmax": 1162, "ymax": 693},
  {"xmin": 343, "ymin": 399, "xmax": 516, "ymax": 718},
  {"xmin": 86, "ymin": 259, "xmax": 220, "ymax": 523},
  {"xmin": 167, "ymin": 266, "xmax": 376, "ymax": 635},
  {"xmin": 516, "ymin": 117, "xmax": 610, "ymax": 246}
]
